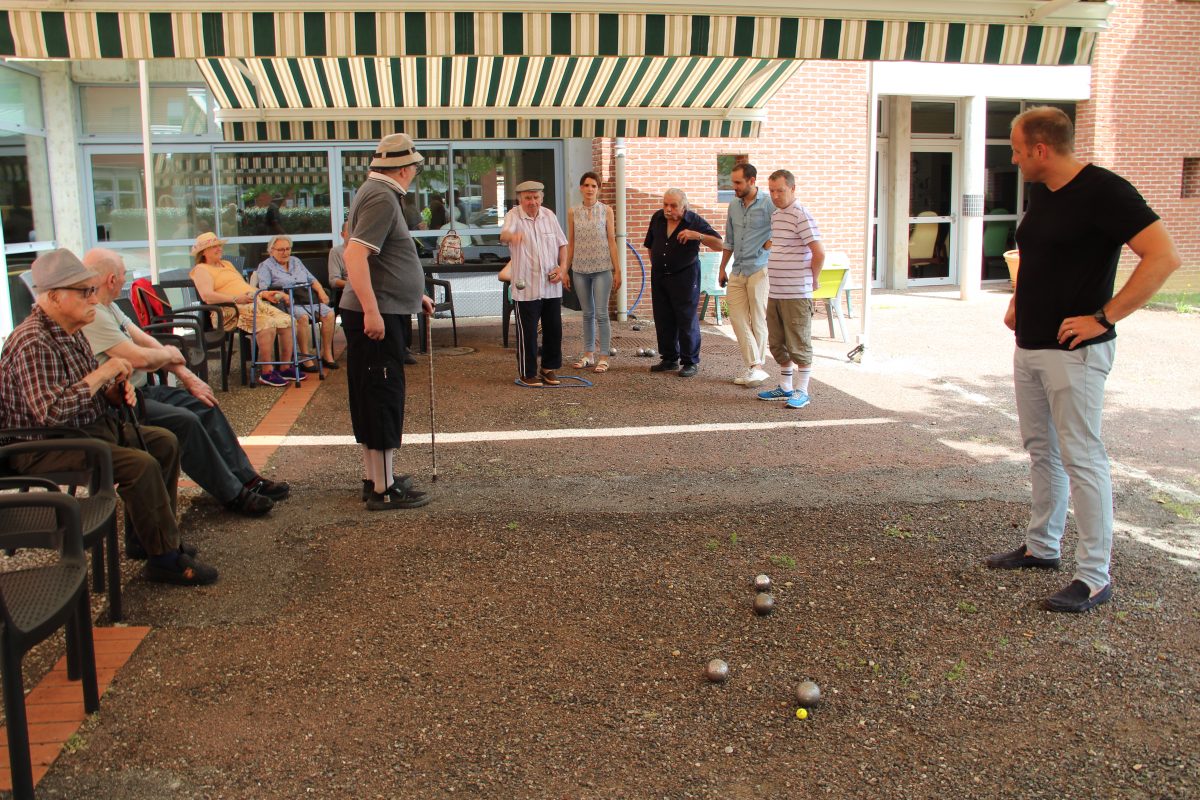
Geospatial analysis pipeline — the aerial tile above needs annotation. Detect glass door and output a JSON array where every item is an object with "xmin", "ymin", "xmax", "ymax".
[{"xmin": 908, "ymin": 146, "xmax": 958, "ymax": 286}]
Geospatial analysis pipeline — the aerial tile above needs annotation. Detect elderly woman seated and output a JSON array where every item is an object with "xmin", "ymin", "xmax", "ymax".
[
  {"xmin": 189, "ymin": 232, "xmax": 306, "ymax": 387},
  {"xmin": 255, "ymin": 236, "xmax": 338, "ymax": 370}
]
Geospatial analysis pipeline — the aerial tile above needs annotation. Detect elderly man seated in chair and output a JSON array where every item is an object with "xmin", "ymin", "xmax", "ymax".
[
  {"xmin": 82, "ymin": 248, "xmax": 290, "ymax": 516},
  {"xmin": 0, "ymin": 249, "xmax": 218, "ymax": 586},
  {"xmin": 255, "ymin": 235, "xmax": 339, "ymax": 371}
]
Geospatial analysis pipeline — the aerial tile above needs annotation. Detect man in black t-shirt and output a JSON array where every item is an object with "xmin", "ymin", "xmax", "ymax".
[{"xmin": 985, "ymin": 107, "xmax": 1180, "ymax": 613}]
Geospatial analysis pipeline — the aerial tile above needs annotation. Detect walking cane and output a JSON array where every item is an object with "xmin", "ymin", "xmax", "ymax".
[
  {"xmin": 121, "ymin": 382, "xmax": 149, "ymax": 451},
  {"xmin": 426, "ymin": 311, "xmax": 438, "ymax": 483}
]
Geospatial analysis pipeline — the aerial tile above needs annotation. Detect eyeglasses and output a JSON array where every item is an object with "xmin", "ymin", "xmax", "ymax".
[
  {"xmin": 271, "ymin": 248, "xmax": 292, "ymax": 253},
  {"xmin": 58, "ymin": 286, "xmax": 99, "ymax": 298}
]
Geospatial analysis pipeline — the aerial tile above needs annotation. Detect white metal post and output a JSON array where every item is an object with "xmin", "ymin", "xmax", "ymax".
[
  {"xmin": 139, "ymin": 60, "xmax": 159, "ymax": 281},
  {"xmin": 859, "ymin": 62, "xmax": 878, "ymax": 356},
  {"xmin": 615, "ymin": 136, "xmax": 628, "ymax": 321}
]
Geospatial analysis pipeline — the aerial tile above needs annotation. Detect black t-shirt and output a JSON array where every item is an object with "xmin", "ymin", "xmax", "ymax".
[
  {"xmin": 1015, "ymin": 164, "xmax": 1158, "ymax": 350},
  {"xmin": 644, "ymin": 209, "xmax": 719, "ymax": 274}
]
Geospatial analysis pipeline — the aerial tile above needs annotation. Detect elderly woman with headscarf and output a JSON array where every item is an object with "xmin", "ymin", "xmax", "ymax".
[
  {"xmin": 188, "ymin": 232, "xmax": 303, "ymax": 387},
  {"xmin": 255, "ymin": 235, "xmax": 339, "ymax": 370}
]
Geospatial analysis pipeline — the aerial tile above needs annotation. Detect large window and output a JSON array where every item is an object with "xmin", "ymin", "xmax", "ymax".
[
  {"xmin": 81, "ymin": 85, "xmax": 212, "ymax": 137},
  {"xmin": 2, "ymin": 65, "xmax": 54, "ymax": 326},
  {"xmin": 981, "ymin": 100, "xmax": 1075, "ymax": 281}
]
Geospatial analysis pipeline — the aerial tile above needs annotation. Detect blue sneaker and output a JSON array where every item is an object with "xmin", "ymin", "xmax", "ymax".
[
  {"xmin": 786, "ymin": 391, "xmax": 811, "ymax": 409},
  {"xmin": 257, "ymin": 371, "xmax": 287, "ymax": 387},
  {"xmin": 277, "ymin": 366, "xmax": 308, "ymax": 383},
  {"xmin": 757, "ymin": 386, "xmax": 794, "ymax": 401}
]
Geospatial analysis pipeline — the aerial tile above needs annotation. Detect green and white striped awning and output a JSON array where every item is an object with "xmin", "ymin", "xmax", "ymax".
[
  {"xmin": 2, "ymin": 3, "xmax": 1112, "ymax": 141},
  {"xmin": 2, "ymin": 7, "xmax": 1107, "ymax": 64},
  {"xmin": 200, "ymin": 55, "xmax": 798, "ymax": 141}
]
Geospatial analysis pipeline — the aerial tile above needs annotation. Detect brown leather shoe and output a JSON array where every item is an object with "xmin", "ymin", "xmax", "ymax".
[
  {"xmin": 539, "ymin": 369, "xmax": 562, "ymax": 385},
  {"xmin": 518, "ymin": 374, "xmax": 544, "ymax": 387}
]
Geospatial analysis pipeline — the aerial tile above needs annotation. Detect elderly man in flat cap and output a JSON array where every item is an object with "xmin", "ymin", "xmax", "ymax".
[
  {"xmin": 499, "ymin": 179, "xmax": 569, "ymax": 386},
  {"xmin": 341, "ymin": 132, "xmax": 434, "ymax": 510},
  {"xmin": 0, "ymin": 249, "xmax": 218, "ymax": 586}
]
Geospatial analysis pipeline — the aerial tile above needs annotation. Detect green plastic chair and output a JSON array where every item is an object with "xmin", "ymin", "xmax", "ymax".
[
  {"xmin": 697, "ymin": 253, "xmax": 727, "ymax": 323},
  {"xmin": 812, "ymin": 251, "xmax": 851, "ymax": 342}
]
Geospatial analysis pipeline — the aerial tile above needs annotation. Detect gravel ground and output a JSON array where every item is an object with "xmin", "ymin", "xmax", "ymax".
[{"xmin": 10, "ymin": 289, "xmax": 1199, "ymax": 799}]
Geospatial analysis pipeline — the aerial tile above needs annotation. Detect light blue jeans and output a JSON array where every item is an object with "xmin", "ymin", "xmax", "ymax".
[
  {"xmin": 1014, "ymin": 341, "xmax": 1116, "ymax": 590},
  {"xmin": 574, "ymin": 269, "xmax": 613, "ymax": 354}
]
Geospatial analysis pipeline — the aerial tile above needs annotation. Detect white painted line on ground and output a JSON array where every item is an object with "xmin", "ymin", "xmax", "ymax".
[{"xmin": 241, "ymin": 416, "xmax": 897, "ymax": 448}]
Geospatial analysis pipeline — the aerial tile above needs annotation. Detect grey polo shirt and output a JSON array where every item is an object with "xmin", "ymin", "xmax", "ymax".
[
  {"xmin": 723, "ymin": 188, "xmax": 773, "ymax": 277},
  {"xmin": 339, "ymin": 173, "xmax": 425, "ymax": 315}
]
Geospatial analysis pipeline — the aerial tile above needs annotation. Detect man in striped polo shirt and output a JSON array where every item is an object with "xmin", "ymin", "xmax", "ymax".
[{"xmin": 757, "ymin": 169, "xmax": 826, "ymax": 410}]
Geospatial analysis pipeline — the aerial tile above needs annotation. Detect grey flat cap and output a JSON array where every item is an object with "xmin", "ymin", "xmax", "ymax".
[
  {"xmin": 515, "ymin": 180, "xmax": 545, "ymax": 193},
  {"xmin": 31, "ymin": 249, "xmax": 99, "ymax": 293}
]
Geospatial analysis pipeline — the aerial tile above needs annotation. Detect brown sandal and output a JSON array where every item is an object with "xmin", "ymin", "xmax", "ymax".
[{"xmin": 593, "ymin": 360, "xmax": 610, "ymax": 373}]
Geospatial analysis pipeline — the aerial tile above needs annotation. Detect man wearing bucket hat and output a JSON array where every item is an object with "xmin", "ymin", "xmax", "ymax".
[
  {"xmin": 499, "ymin": 179, "xmax": 569, "ymax": 386},
  {"xmin": 341, "ymin": 133, "xmax": 434, "ymax": 510},
  {"xmin": 0, "ymin": 249, "xmax": 218, "ymax": 586}
]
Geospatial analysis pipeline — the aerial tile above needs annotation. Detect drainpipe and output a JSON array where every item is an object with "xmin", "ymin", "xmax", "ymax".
[
  {"xmin": 139, "ymin": 60, "xmax": 159, "ymax": 282},
  {"xmin": 615, "ymin": 137, "xmax": 628, "ymax": 321}
]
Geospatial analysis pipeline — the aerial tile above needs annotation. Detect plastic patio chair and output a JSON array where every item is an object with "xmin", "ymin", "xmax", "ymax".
[
  {"xmin": 0, "ymin": 491, "xmax": 100, "ymax": 800},
  {"xmin": 697, "ymin": 253, "xmax": 727, "ymax": 323},
  {"xmin": 0, "ymin": 432, "xmax": 123, "ymax": 623}
]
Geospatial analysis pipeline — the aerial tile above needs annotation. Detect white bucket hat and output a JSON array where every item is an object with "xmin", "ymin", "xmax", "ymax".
[{"xmin": 370, "ymin": 133, "xmax": 424, "ymax": 169}]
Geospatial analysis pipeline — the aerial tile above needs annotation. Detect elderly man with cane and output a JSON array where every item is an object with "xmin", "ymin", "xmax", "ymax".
[
  {"xmin": 341, "ymin": 133, "xmax": 434, "ymax": 510},
  {"xmin": 0, "ymin": 249, "xmax": 217, "ymax": 585}
]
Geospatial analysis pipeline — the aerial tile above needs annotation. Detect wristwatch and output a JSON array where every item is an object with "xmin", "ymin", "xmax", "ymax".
[{"xmin": 1093, "ymin": 308, "xmax": 1114, "ymax": 330}]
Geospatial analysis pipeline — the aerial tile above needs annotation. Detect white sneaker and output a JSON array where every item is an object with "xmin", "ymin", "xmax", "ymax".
[
  {"xmin": 733, "ymin": 369, "xmax": 749, "ymax": 385},
  {"xmin": 745, "ymin": 367, "xmax": 770, "ymax": 386}
]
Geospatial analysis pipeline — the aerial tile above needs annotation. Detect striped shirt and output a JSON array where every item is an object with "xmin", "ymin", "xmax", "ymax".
[
  {"xmin": 504, "ymin": 205, "xmax": 568, "ymax": 302},
  {"xmin": 767, "ymin": 201, "xmax": 822, "ymax": 299}
]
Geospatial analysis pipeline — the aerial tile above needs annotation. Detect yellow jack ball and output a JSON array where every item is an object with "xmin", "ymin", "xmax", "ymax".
[{"xmin": 795, "ymin": 708, "xmax": 808, "ymax": 720}]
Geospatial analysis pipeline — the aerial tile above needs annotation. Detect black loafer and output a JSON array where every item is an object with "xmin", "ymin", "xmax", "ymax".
[
  {"xmin": 248, "ymin": 476, "xmax": 291, "ymax": 501},
  {"xmin": 1045, "ymin": 579, "xmax": 1113, "ymax": 613},
  {"xmin": 404, "ymin": 350, "xmax": 418, "ymax": 365},
  {"xmin": 321, "ymin": 359, "xmax": 340, "ymax": 370},
  {"xmin": 985, "ymin": 544, "xmax": 1060, "ymax": 570},
  {"xmin": 678, "ymin": 364, "xmax": 699, "ymax": 378},
  {"xmin": 361, "ymin": 475, "xmax": 414, "ymax": 502},
  {"xmin": 649, "ymin": 360, "xmax": 679, "ymax": 373}
]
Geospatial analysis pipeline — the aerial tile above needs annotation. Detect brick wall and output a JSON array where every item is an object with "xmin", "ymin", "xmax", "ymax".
[
  {"xmin": 1077, "ymin": 0, "xmax": 1200, "ymax": 290},
  {"xmin": 594, "ymin": 61, "xmax": 871, "ymax": 312}
]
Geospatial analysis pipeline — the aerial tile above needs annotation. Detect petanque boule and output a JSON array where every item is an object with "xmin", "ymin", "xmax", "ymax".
[
  {"xmin": 645, "ymin": 349, "xmax": 657, "ymax": 357},
  {"xmin": 753, "ymin": 592, "xmax": 775, "ymax": 615},
  {"xmin": 754, "ymin": 574, "xmax": 772, "ymax": 593},
  {"xmin": 637, "ymin": 348, "xmax": 647, "ymax": 356},
  {"xmin": 705, "ymin": 659, "xmax": 730, "ymax": 683},
  {"xmin": 515, "ymin": 279, "xmax": 527, "ymax": 290},
  {"xmin": 795, "ymin": 680, "xmax": 822, "ymax": 707}
]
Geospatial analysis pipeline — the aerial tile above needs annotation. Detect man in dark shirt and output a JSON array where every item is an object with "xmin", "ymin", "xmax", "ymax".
[
  {"xmin": 0, "ymin": 249, "xmax": 218, "ymax": 586},
  {"xmin": 643, "ymin": 189, "xmax": 722, "ymax": 377},
  {"xmin": 985, "ymin": 106, "xmax": 1180, "ymax": 613}
]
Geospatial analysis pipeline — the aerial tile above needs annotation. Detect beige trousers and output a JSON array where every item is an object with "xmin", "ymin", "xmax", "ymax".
[{"xmin": 726, "ymin": 269, "xmax": 769, "ymax": 368}]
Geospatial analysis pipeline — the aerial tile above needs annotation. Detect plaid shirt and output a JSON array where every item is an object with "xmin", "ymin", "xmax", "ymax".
[{"xmin": 0, "ymin": 306, "xmax": 108, "ymax": 429}]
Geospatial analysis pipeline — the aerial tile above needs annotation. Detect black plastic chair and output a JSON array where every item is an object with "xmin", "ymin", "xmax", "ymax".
[
  {"xmin": 418, "ymin": 277, "xmax": 458, "ymax": 349},
  {"xmin": 0, "ymin": 491, "xmax": 100, "ymax": 800},
  {"xmin": 0, "ymin": 433, "xmax": 122, "ymax": 623},
  {"xmin": 134, "ymin": 281, "xmax": 236, "ymax": 391}
]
